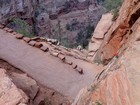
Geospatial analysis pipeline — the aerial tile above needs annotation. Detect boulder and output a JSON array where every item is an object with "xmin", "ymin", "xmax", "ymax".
[
  {"xmin": 10, "ymin": 72, "xmax": 39, "ymax": 100},
  {"xmin": 0, "ymin": 69, "xmax": 28, "ymax": 105}
]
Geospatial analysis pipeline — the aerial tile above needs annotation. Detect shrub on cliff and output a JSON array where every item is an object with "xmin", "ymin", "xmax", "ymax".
[
  {"xmin": 103, "ymin": 0, "xmax": 123, "ymax": 21},
  {"xmin": 10, "ymin": 18, "xmax": 33, "ymax": 38},
  {"xmin": 104, "ymin": 0, "xmax": 122, "ymax": 11}
]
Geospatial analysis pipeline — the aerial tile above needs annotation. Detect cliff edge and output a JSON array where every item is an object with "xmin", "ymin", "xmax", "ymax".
[{"xmin": 73, "ymin": 0, "xmax": 140, "ymax": 105}]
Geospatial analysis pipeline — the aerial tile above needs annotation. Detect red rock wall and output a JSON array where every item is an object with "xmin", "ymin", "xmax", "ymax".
[{"xmin": 94, "ymin": 0, "xmax": 140, "ymax": 64}]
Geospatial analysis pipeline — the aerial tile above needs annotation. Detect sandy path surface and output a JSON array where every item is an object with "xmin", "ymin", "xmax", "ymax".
[{"xmin": 0, "ymin": 29, "xmax": 102, "ymax": 98}]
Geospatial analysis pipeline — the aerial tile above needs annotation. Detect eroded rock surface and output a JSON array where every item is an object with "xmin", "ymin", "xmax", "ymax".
[
  {"xmin": 94, "ymin": 0, "xmax": 140, "ymax": 64},
  {"xmin": 88, "ymin": 13, "xmax": 113, "ymax": 61},
  {"xmin": 0, "ymin": 68, "xmax": 28, "ymax": 105},
  {"xmin": 73, "ymin": 0, "xmax": 140, "ymax": 104}
]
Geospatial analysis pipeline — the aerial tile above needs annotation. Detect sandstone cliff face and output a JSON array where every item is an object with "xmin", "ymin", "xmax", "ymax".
[
  {"xmin": 94, "ymin": 0, "xmax": 140, "ymax": 64},
  {"xmin": 73, "ymin": 0, "xmax": 140, "ymax": 104},
  {"xmin": 88, "ymin": 13, "xmax": 113, "ymax": 61}
]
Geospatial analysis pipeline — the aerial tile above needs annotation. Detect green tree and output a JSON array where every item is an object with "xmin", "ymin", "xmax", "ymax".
[
  {"xmin": 86, "ymin": 24, "xmax": 94, "ymax": 39},
  {"xmin": 56, "ymin": 20, "xmax": 62, "ymax": 42}
]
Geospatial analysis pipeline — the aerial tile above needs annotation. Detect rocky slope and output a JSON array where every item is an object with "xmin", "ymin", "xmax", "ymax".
[
  {"xmin": 1, "ymin": 0, "xmax": 140, "ymax": 105},
  {"xmin": 73, "ymin": 0, "xmax": 140, "ymax": 104},
  {"xmin": 0, "ymin": 0, "xmax": 104, "ymax": 47}
]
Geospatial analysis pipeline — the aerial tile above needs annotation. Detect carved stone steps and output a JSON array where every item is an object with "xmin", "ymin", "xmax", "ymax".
[
  {"xmin": 50, "ymin": 52, "xmax": 59, "ymax": 57},
  {"xmin": 72, "ymin": 64, "xmax": 77, "ymax": 69},
  {"xmin": 15, "ymin": 34, "xmax": 24, "ymax": 39},
  {"xmin": 40, "ymin": 46, "xmax": 49, "ymax": 52},
  {"xmin": 28, "ymin": 41, "xmax": 36, "ymax": 46},
  {"xmin": 1, "ymin": 24, "xmax": 85, "ymax": 75},
  {"xmin": 23, "ymin": 37, "xmax": 31, "ymax": 43},
  {"xmin": 58, "ymin": 54, "xmax": 66, "ymax": 62},
  {"xmin": 4, "ymin": 27, "xmax": 13, "ymax": 33},
  {"xmin": 76, "ymin": 67, "xmax": 84, "ymax": 74},
  {"xmin": 12, "ymin": 32, "xmax": 17, "ymax": 35},
  {"xmin": 65, "ymin": 60, "xmax": 73, "ymax": 65},
  {"xmin": 34, "ymin": 42, "xmax": 43, "ymax": 48}
]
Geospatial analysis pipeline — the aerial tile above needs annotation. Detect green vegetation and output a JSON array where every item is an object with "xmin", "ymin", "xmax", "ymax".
[
  {"xmin": 35, "ymin": 4, "xmax": 48, "ymax": 17},
  {"xmin": 66, "ymin": 23, "xmax": 71, "ymax": 31},
  {"xmin": 112, "ymin": 8, "xmax": 120, "ymax": 21},
  {"xmin": 86, "ymin": 24, "xmax": 94, "ymax": 39},
  {"xmin": 44, "ymin": 96, "xmax": 52, "ymax": 105},
  {"xmin": 92, "ymin": 101, "xmax": 102, "ymax": 105},
  {"xmin": 90, "ymin": 84, "xmax": 97, "ymax": 92},
  {"xmin": 57, "ymin": 20, "xmax": 62, "ymax": 42},
  {"xmin": 65, "ymin": 19, "xmax": 80, "ymax": 31},
  {"xmin": 95, "ymin": 101, "xmax": 102, "ymax": 105},
  {"xmin": 103, "ymin": 0, "xmax": 123, "ymax": 21},
  {"xmin": 11, "ymin": 18, "xmax": 33, "ymax": 37},
  {"xmin": 54, "ymin": 20, "xmax": 62, "ymax": 42},
  {"xmin": 103, "ymin": 0, "xmax": 123, "ymax": 11},
  {"xmin": 61, "ymin": 37, "xmax": 72, "ymax": 48},
  {"xmin": 76, "ymin": 24, "xmax": 94, "ymax": 48}
]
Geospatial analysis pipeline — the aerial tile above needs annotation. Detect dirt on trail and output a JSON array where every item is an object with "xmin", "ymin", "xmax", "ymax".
[
  {"xmin": 0, "ymin": 59, "xmax": 70, "ymax": 105},
  {"xmin": 0, "ymin": 28, "xmax": 103, "ymax": 99}
]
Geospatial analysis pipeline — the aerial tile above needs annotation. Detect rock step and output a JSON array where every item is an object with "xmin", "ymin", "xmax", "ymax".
[
  {"xmin": 76, "ymin": 67, "xmax": 84, "ymax": 74},
  {"xmin": 4, "ymin": 27, "xmax": 13, "ymax": 33},
  {"xmin": 72, "ymin": 64, "xmax": 77, "ymax": 69},
  {"xmin": 65, "ymin": 60, "xmax": 73, "ymax": 65},
  {"xmin": 50, "ymin": 51, "xmax": 59, "ymax": 57},
  {"xmin": 12, "ymin": 32, "xmax": 17, "ymax": 35},
  {"xmin": 40, "ymin": 46, "xmax": 49, "ymax": 52},
  {"xmin": 28, "ymin": 41, "xmax": 36, "ymax": 46},
  {"xmin": 23, "ymin": 37, "xmax": 31, "ymax": 43},
  {"xmin": 15, "ymin": 34, "xmax": 24, "ymax": 39},
  {"xmin": 34, "ymin": 42, "xmax": 43, "ymax": 48},
  {"xmin": 58, "ymin": 54, "xmax": 66, "ymax": 62}
]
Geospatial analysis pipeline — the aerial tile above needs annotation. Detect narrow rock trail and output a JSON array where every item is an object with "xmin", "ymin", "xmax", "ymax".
[{"xmin": 0, "ymin": 28, "xmax": 102, "ymax": 98}]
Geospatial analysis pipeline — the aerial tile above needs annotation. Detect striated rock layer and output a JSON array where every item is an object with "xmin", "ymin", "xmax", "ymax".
[
  {"xmin": 73, "ymin": 0, "xmax": 140, "ymax": 105},
  {"xmin": 88, "ymin": 13, "xmax": 113, "ymax": 61},
  {"xmin": 94, "ymin": 0, "xmax": 140, "ymax": 64}
]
